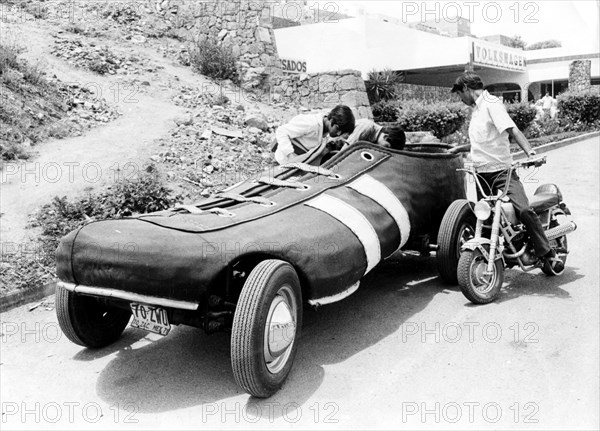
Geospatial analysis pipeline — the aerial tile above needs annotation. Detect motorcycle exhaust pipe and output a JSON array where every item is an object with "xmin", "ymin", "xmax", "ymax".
[{"xmin": 546, "ymin": 221, "xmax": 577, "ymax": 241}]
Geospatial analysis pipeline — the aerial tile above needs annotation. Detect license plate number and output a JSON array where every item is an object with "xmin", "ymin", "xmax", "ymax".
[{"xmin": 130, "ymin": 303, "xmax": 171, "ymax": 336}]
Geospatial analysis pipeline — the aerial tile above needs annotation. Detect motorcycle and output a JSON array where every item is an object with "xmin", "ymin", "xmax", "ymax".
[{"xmin": 446, "ymin": 156, "xmax": 577, "ymax": 304}]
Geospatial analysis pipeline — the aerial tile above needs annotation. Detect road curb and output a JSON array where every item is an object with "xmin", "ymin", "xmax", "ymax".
[
  {"xmin": 1, "ymin": 281, "xmax": 56, "ymax": 313},
  {"xmin": 513, "ymin": 130, "xmax": 600, "ymax": 160}
]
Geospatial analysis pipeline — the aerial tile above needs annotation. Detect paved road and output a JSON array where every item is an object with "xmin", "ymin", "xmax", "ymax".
[{"xmin": 1, "ymin": 137, "xmax": 598, "ymax": 430}]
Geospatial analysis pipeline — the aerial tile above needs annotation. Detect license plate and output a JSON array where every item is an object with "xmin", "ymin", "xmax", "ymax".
[{"xmin": 130, "ymin": 303, "xmax": 171, "ymax": 336}]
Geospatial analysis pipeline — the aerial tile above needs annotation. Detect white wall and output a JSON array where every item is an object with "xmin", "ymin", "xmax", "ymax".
[{"xmin": 274, "ymin": 16, "xmax": 471, "ymax": 77}]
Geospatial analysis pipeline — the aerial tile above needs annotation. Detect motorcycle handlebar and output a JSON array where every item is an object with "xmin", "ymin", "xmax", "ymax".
[
  {"xmin": 514, "ymin": 155, "xmax": 547, "ymax": 169},
  {"xmin": 459, "ymin": 155, "xmax": 547, "ymax": 201}
]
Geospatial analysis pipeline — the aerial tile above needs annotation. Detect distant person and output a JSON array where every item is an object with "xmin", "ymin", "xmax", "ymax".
[
  {"xmin": 274, "ymin": 105, "xmax": 355, "ymax": 164},
  {"xmin": 541, "ymin": 92, "xmax": 554, "ymax": 118},
  {"xmin": 550, "ymin": 97, "xmax": 558, "ymax": 119}
]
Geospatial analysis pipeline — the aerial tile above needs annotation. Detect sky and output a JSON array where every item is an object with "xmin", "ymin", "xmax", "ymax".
[{"xmin": 306, "ymin": 0, "xmax": 600, "ymax": 51}]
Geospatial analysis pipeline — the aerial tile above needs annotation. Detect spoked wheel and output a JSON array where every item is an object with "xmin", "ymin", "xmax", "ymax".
[
  {"xmin": 56, "ymin": 285, "xmax": 132, "ymax": 348},
  {"xmin": 458, "ymin": 248, "xmax": 504, "ymax": 304},
  {"xmin": 231, "ymin": 260, "xmax": 302, "ymax": 398},
  {"xmin": 437, "ymin": 200, "xmax": 476, "ymax": 284}
]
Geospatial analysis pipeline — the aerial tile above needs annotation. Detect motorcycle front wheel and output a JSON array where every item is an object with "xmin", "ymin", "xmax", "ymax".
[{"xmin": 458, "ymin": 248, "xmax": 504, "ymax": 304}]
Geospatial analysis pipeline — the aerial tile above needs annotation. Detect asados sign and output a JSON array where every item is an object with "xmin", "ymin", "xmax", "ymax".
[{"xmin": 281, "ymin": 58, "xmax": 307, "ymax": 73}]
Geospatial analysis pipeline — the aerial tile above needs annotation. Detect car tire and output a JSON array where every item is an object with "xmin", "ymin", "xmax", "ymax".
[
  {"xmin": 437, "ymin": 199, "xmax": 476, "ymax": 284},
  {"xmin": 56, "ymin": 284, "xmax": 132, "ymax": 348},
  {"xmin": 231, "ymin": 260, "xmax": 302, "ymax": 398}
]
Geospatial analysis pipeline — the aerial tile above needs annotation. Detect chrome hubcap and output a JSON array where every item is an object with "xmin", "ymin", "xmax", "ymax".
[
  {"xmin": 264, "ymin": 285, "xmax": 297, "ymax": 374},
  {"xmin": 471, "ymin": 255, "xmax": 497, "ymax": 294}
]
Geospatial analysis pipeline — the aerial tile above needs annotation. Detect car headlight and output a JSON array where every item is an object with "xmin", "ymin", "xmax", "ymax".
[{"xmin": 474, "ymin": 200, "xmax": 491, "ymax": 220}]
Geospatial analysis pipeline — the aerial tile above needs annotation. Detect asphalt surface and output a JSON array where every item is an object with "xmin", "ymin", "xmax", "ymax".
[{"xmin": 1, "ymin": 136, "xmax": 598, "ymax": 430}]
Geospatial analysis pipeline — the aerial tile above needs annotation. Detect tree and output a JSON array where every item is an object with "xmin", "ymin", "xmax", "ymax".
[
  {"xmin": 507, "ymin": 35, "xmax": 527, "ymax": 49},
  {"xmin": 526, "ymin": 40, "xmax": 562, "ymax": 50}
]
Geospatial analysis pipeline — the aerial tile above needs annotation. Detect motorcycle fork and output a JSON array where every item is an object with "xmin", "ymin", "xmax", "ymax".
[{"xmin": 486, "ymin": 200, "xmax": 504, "ymax": 274}]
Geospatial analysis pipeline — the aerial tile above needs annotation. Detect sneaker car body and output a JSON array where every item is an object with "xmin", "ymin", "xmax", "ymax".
[{"xmin": 55, "ymin": 142, "xmax": 467, "ymax": 397}]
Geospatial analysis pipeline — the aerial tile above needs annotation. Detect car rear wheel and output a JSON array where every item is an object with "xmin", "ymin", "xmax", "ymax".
[
  {"xmin": 55, "ymin": 284, "xmax": 132, "ymax": 348},
  {"xmin": 437, "ymin": 199, "xmax": 476, "ymax": 284},
  {"xmin": 231, "ymin": 260, "xmax": 302, "ymax": 398}
]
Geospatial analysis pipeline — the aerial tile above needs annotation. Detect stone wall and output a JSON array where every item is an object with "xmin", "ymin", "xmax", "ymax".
[
  {"xmin": 270, "ymin": 70, "xmax": 373, "ymax": 119},
  {"xmin": 569, "ymin": 60, "xmax": 592, "ymax": 91},
  {"xmin": 154, "ymin": 0, "xmax": 280, "ymax": 75},
  {"xmin": 393, "ymin": 83, "xmax": 451, "ymax": 103}
]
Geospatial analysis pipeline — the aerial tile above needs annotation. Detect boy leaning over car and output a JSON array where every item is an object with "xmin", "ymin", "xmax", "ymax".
[
  {"xmin": 345, "ymin": 119, "xmax": 406, "ymax": 150},
  {"xmin": 274, "ymin": 104, "xmax": 355, "ymax": 164},
  {"xmin": 448, "ymin": 71, "xmax": 564, "ymax": 273}
]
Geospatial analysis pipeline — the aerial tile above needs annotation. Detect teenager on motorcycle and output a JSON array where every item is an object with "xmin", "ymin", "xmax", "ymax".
[{"xmin": 448, "ymin": 72, "xmax": 564, "ymax": 273}]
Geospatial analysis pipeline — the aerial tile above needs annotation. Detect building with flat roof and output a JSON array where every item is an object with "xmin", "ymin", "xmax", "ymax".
[{"xmin": 274, "ymin": 14, "xmax": 599, "ymax": 102}]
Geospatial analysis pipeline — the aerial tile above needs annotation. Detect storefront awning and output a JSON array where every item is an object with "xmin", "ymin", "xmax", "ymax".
[{"xmin": 527, "ymin": 64, "xmax": 571, "ymax": 82}]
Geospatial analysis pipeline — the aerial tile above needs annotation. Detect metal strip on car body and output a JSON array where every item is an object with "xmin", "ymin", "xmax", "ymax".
[
  {"xmin": 308, "ymin": 281, "xmax": 360, "ymax": 306},
  {"xmin": 305, "ymin": 195, "xmax": 381, "ymax": 274},
  {"xmin": 58, "ymin": 281, "xmax": 200, "ymax": 310},
  {"xmin": 347, "ymin": 174, "xmax": 411, "ymax": 252}
]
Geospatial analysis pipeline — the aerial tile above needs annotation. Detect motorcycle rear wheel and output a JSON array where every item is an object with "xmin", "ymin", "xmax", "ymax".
[
  {"xmin": 542, "ymin": 215, "xmax": 569, "ymax": 276},
  {"xmin": 542, "ymin": 236, "xmax": 568, "ymax": 276},
  {"xmin": 458, "ymin": 248, "xmax": 504, "ymax": 304}
]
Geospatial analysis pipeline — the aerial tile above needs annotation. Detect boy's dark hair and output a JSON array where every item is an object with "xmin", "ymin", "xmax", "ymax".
[
  {"xmin": 327, "ymin": 105, "xmax": 355, "ymax": 134},
  {"xmin": 382, "ymin": 125, "xmax": 406, "ymax": 150}
]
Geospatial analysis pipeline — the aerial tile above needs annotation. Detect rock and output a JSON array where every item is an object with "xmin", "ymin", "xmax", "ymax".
[
  {"xmin": 218, "ymin": 29, "xmax": 228, "ymax": 40},
  {"xmin": 203, "ymin": 165, "xmax": 215, "ymax": 174},
  {"xmin": 248, "ymin": 126, "xmax": 262, "ymax": 134},
  {"xmin": 200, "ymin": 129, "xmax": 212, "ymax": 140},
  {"xmin": 212, "ymin": 126, "xmax": 244, "ymax": 139},
  {"xmin": 244, "ymin": 114, "xmax": 269, "ymax": 131},
  {"xmin": 174, "ymin": 114, "xmax": 193, "ymax": 126},
  {"xmin": 131, "ymin": 35, "xmax": 146, "ymax": 44},
  {"xmin": 255, "ymin": 26, "xmax": 271, "ymax": 43}
]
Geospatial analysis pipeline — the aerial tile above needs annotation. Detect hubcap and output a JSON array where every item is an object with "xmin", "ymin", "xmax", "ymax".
[
  {"xmin": 470, "ymin": 255, "xmax": 497, "ymax": 294},
  {"xmin": 264, "ymin": 285, "xmax": 297, "ymax": 374}
]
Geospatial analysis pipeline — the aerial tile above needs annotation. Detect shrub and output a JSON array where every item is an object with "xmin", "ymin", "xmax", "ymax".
[
  {"xmin": 371, "ymin": 100, "xmax": 401, "ymax": 123},
  {"xmin": 31, "ymin": 171, "xmax": 182, "ymax": 264},
  {"xmin": 189, "ymin": 37, "xmax": 240, "ymax": 84},
  {"xmin": 396, "ymin": 101, "xmax": 469, "ymax": 139},
  {"xmin": 88, "ymin": 59, "xmax": 110, "ymax": 75},
  {"xmin": 0, "ymin": 44, "xmax": 20, "ymax": 74},
  {"xmin": 557, "ymin": 90, "xmax": 600, "ymax": 127},
  {"xmin": 505, "ymin": 101, "xmax": 536, "ymax": 131},
  {"xmin": 526, "ymin": 40, "xmax": 562, "ymax": 50},
  {"xmin": 365, "ymin": 69, "xmax": 403, "ymax": 103}
]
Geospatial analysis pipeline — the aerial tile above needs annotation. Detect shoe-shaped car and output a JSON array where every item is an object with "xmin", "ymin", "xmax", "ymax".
[{"xmin": 55, "ymin": 142, "xmax": 468, "ymax": 398}]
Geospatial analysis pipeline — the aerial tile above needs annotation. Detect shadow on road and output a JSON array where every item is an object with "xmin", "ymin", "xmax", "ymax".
[
  {"xmin": 91, "ymin": 255, "xmax": 444, "ymax": 414},
  {"xmin": 495, "ymin": 266, "xmax": 583, "ymax": 304}
]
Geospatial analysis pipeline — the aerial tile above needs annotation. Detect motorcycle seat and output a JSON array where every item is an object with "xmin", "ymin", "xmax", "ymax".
[{"xmin": 530, "ymin": 193, "xmax": 559, "ymax": 213}]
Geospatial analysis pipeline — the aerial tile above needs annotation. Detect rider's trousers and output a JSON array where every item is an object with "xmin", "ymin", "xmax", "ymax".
[{"xmin": 476, "ymin": 169, "xmax": 552, "ymax": 257}]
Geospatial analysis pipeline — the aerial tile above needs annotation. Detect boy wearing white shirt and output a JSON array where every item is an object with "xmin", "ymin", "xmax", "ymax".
[{"xmin": 274, "ymin": 105, "xmax": 355, "ymax": 164}]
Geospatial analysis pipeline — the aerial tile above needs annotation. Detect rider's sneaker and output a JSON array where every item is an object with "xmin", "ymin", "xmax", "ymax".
[{"xmin": 545, "ymin": 250, "xmax": 565, "ymax": 273}]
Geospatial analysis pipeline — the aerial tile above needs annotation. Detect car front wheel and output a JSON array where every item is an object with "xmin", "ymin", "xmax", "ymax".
[
  {"xmin": 231, "ymin": 260, "xmax": 302, "ymax": 398},
  {"xmin": 55, "ymin": 284, "xmax": 132, "ymax": 348},
  {"xmin": 437, "ymin": 199, "xmax": 476, "ymax": 284}
]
